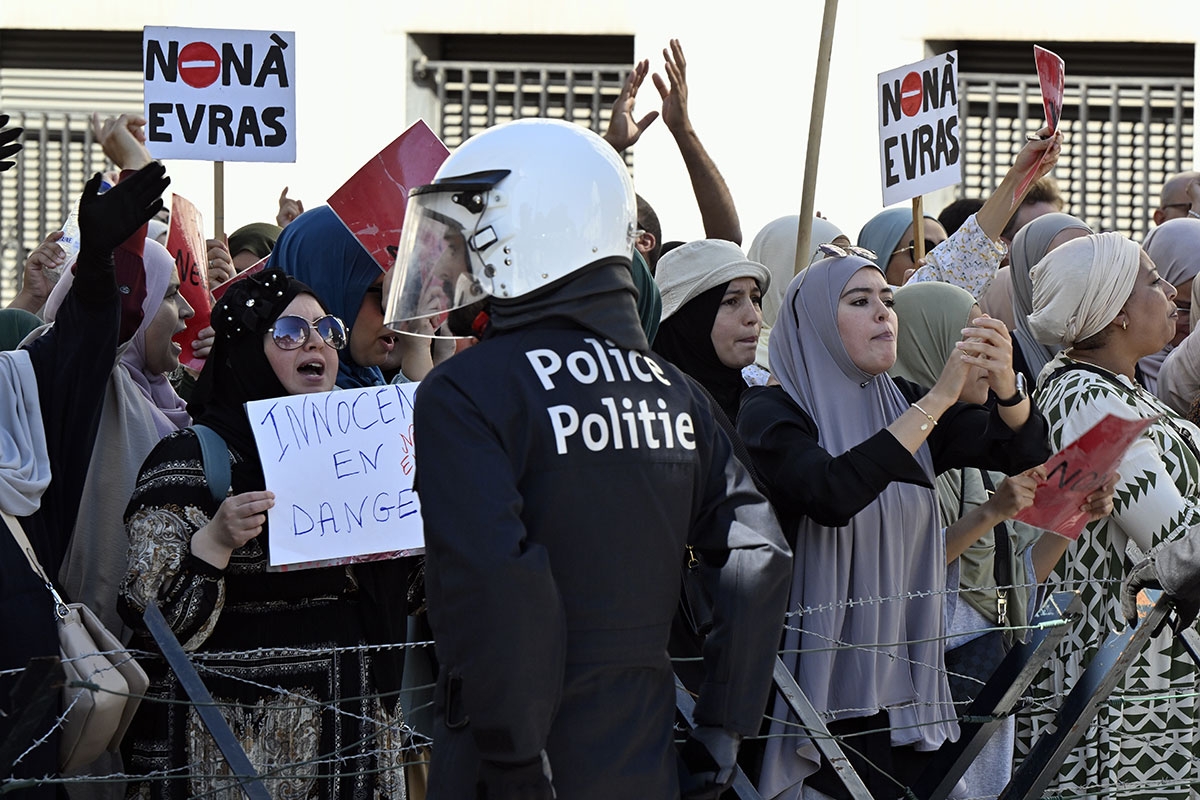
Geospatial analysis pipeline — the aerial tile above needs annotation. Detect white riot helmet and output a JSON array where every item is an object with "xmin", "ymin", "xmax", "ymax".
[{"xmin": 384, "ymin": 118, "xmax": 638, "ymax": 337}]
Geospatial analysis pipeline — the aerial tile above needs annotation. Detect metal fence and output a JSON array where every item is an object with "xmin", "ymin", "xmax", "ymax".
[
  {"xmin": 958, "ymin": 72, "xmax": 1194, "ymax": 242},
  {"xmin": 412, "ymin": 57, "xmax": 633, "ymax": 159}
]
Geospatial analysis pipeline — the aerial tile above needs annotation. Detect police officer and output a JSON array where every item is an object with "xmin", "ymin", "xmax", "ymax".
[{"xmin": 388, "ymin": 118, "xmax": 791, "ymax": 800}]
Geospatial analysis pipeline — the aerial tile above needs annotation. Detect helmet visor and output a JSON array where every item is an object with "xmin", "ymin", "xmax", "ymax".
[{"xmin": 385, "ymin": 172, "xmax": 508, "ymax": 339}]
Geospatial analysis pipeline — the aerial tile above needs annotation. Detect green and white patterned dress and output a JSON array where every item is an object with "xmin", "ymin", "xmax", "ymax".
[{"xmin": 1016, "ymin": 352, "xmax": 1200, "ymax": 799}]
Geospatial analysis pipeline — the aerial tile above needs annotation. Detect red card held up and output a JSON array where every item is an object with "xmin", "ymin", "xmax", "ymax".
[
  {"xmin": 1013, "ymin": 413, "xmax": 1158, "ymax": 540},
  {"xmin": 327, "ymin": 120, "xmax": 450, "ymax": 271},
  {"xmin": 167, "ymin": 194, "xmax": 211, "ymax": 371}
]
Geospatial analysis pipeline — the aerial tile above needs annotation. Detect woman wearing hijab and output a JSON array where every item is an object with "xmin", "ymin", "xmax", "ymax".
[
  {"xmin": 1022, "ymin": 232, "xmax": 1200, "ymax": 799},
  {"xmin": 118, "ymin": 268, "xmax": 406, "ymax": 799},
  {"xmin": 1141, "ymin": 217, "xmax": 1200, "ymax": 393},
  {"xmin": 0, "ymin": 163, "xmax": 170, "ymax": 797},
  {"xmin": 745, "ymin": 215, "xmax": 844, "ymax": 381},
  {"xmin": 890, "ymin": 281, "xmax": 1113, "ymax": 799},
  {"xmin": 857, "ymin": 206, "xmax": 947, "ymax": 287},
  {"xmin": 1008, "ymin": 211, "xmax": 1094, "ymax": 385},
  {"xmin": 739, "ymin": 251, "xmax": 1049, "ymax": 800},
  {"xmin": 652, "ymin": 238, "xmax": 770, "ymax": 424},
  {"xmin": 1159, "ymin": 276, "xmax": 1200, "ymax": 418},
  {"xmin": 268, "ymin": 205, "xmax": 394, "ymax": 389},
  {"xmin": 42, "ymin": 239, "xmax": 194, "ymax": 643},
  {"xmin": 0, "ymin": 307, "xmax": 41, "ymax": 350}
]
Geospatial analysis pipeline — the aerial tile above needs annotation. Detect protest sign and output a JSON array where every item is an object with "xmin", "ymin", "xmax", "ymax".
[
  {"xmin": 1014, "ymin": 413, "xmax": 1158, "ymax": 539},
  {"xmin": 327, "ymin": 120, "xmax": 450, "ymax": 271},
  {"xmin": 246, "ymin": 383, "xmax": 424, "ymax": 568},
  {"xmin": 877, "ymin": 51, "xmax": 962, "ymax": 206},
  {"xmin": 166, "ymin": 194, "xmax": 211, "ymax": 371},
  {"xmin": 1014, "ymin": 45, "xmax": 1066, "ymax": 201},
  {"xmin": 143, "ymin": 26, "xmax": 296, "ymax": 162}
]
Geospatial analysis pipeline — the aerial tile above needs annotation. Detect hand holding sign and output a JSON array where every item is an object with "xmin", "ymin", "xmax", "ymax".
[
  {"xmin": 990, "ymin": 465, "xmax": 1047, "ymax": 519},
  {"xmin": 191, "ymin": 490, "xmax": 276, "ymax": 570},
  {"xmin": 1013, "ymin": 46, "xmax": 1066, "ymax": 201},
  {"xmin": 1014, "ymin": 414, "xmax": 1156, "ymax": 539}
]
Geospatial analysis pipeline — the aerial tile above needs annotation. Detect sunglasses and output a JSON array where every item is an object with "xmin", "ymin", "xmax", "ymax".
[
  {"xmin": 816, "ymin": 242, "xmax": 877, "ymax": 261},
  {"xmin": 268, "ymin": 314, "xmax": 348, "ymax": 351},
  {"xmin": 890, "ymin": 239, "xmax": 941, "ymax": 260}
]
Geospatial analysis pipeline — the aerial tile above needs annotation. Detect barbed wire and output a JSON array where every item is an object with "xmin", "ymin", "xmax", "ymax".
[{"xmin": 5, "ymin": 583, "xmax": 1199, "ymax": 798}]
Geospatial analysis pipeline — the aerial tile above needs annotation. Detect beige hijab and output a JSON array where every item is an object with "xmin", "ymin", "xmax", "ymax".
[{"xmin": 1027, "ymin": 232, "xmax": 1141, "ymax": 356}]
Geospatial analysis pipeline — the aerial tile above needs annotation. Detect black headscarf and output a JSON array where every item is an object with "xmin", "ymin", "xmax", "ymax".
[
  {"xmin": 652, "ymin": 281, "xmax": 747, "ymax": 421},
  {"xmin": 188, "ymin": 268, "xmax": 322, "ymax": 459}
]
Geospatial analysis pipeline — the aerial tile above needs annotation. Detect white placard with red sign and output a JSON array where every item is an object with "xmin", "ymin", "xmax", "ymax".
[
  {"xmin": 877, "ymin": 51, "xmax": 961, "ymax": 206},
  {"xmin": 246, "ymin": 382, "xmax": 424, "ymax": 568},
  {"xmin": 143, "ymin": 26, "xmax": 296, "ymax": 162}
]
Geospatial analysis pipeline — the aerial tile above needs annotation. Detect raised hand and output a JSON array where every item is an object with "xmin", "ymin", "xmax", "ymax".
[
  {"xmin": 276, "ymin": 187, "xmax": 304, "ymax": 228},
  {"xmin": 77, "ymin": 161, "xmax": 170, "ymax": 265},
  {"xmin": 603, "ymin": 59, "xmax": 659, "ymax": 151},
  {"xmin": 91, "ymin": 112, "xmax": 152, "ymax": 171},
  {"xmin": 654, "ymin": 39, "xmax": 692, "ymax": 137}
]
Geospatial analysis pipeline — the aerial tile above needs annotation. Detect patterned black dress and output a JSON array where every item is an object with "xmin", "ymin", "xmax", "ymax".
[{"xmin": 119, "ymin": 428, "xmax": 408, "ymax": 800}]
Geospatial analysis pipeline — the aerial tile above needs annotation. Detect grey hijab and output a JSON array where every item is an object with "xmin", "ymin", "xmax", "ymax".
[
  {"xmin": 1140, "ymin": 218, "xmax": 1200, "ymax": 390},
  {"xmin": 1010, "ymin": 212, "xmax": 1094, "ymax": 380},
  {"xmin": 759, "ymin": 255, "xmax": 956, "ymax": 797}
]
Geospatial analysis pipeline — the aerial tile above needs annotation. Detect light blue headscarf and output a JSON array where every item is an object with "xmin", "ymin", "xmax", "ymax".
[
  {"xmin": 268, "ymin": 206, "xmax": 385, "ymax": 388},
  {"xmin": 856, "ymin": 207, "xmax": 936, "ymax": 272}
]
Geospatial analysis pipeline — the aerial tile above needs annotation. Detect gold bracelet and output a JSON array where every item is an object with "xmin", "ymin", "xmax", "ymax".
[{"xmin": 911, "ymin": 402, "xmax": 937, "ymax": 431}]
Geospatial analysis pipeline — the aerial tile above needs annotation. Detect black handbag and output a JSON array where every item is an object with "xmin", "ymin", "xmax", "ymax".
[{"xmin": 943, "ymin": 471, "xmax": 1013, "ymax": 706}]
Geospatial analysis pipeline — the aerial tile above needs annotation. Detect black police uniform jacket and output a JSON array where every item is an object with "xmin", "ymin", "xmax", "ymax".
[{"xmin": 413, "ymin": 319, "xmax": 791, "ymax": 799}]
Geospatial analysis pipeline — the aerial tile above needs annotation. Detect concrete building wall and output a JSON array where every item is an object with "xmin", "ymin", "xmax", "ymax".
[{"xmin": 2, "ymin": 1, "xmax": 1197, "ymax": 252}]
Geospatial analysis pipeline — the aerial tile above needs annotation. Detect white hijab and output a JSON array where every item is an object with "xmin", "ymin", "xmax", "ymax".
[
  {"xmin": 1028, "ymin": 232, "xmax": 1141, "ymax": 353},
  {"xmin": 0, "ymin": 351, "xmax": 49, "ymax": 516}
]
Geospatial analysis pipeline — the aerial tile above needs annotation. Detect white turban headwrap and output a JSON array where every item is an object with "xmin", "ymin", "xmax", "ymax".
[{"xmin": 1028, "ymin": 232, "xmax": 1142, "ymax": 349}]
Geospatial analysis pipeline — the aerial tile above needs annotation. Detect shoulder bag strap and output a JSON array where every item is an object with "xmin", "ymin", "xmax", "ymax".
[
  {"xmin": 977, "ymin": 470, "xmax": 1012, "ymax": 627},
  {"xmin": 191, "ymin": 425, "xmax": 231, "ymax": 506},
  {"xmin": 1, "ymin": 510, "xmax": 69, "ymax": 619}
]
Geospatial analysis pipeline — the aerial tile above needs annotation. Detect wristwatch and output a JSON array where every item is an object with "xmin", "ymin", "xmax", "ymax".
[{"xmin": 996, "ymin": 372, "xmax": 1028, "ymax": 407}]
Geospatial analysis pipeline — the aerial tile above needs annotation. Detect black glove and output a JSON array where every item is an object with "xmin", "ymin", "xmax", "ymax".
[
  {"xmin": 477, "ymin": 753, "xmax": 555, "ymax": 800},
  {"xmin": 0, "ymin": 113, "xmax": 22, "ymax": 172},
  {"xmin": 1123, "ymin": 557, "xmax": 1200, "ymax": 636},
  {"xmin": 76, "ymin": 162, "xmax": 170, "ymax": 269},
  {"xmin": 679, "ymin": 726, "xmax": 740, "ymax": 800}
]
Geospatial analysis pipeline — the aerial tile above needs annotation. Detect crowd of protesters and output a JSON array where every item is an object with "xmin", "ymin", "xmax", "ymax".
[{"xmin": 5, "ymin": 35, "xmax": 1200, "ymax": 800}]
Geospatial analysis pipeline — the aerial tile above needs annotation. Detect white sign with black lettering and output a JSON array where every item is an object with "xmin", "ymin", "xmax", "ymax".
[
  {"xmin": 877, "ymin": 51, "xmax": 961, "ymax": 206},
  {"xmin": 143, "ymin": 26, "xmax": 296, "ymax": 162},
  {"xmin": 246, "ymin": 383, "xmax": 422, "ymax": 568}
]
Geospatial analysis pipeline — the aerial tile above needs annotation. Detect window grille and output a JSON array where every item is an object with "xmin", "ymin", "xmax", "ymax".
[{"xmin": 957, "ymin": 71, "xmax": 1193, "ymax": 242}]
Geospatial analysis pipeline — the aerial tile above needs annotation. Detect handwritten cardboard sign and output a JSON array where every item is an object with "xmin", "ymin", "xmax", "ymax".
[
  {"xmin": 1014, "ymin": 45, "xmax": 1066, "ymax": 201},
  {"xmin": 246, "ymin": 382, "xmax": 424, "ymax": 568},
  {"xmin": 327, "ymin": 120, "xmax": 450, "ymax": 271},
  {"xmin": 1014, "ymin": 413, "xmax": 1158, "ymax": 539},
  {"xmin": 143, "ymin": 26, "xmax": 296, "ymax": 162},
  {"xmin": 166, "ymin": 194, "xmax": 211, "ymax": 371},
  {"xmin": 878, "ymin": 51, "xmax": 962, "ymax": 206}
]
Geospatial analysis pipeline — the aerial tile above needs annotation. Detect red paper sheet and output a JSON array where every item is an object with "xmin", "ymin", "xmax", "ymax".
[
  {"xmin": 167, "ymin": 194, "xmax": 211, "ymax": 371},
  {"xmin": 326, "ymin": 120, "xmax": 450, "ymax": 271},
  {"xmin": 1014, "ymin": 45, "xmax": 1066, "ymax": 201},
  {"xmin": 210, "ymin": 256, "xmax": 269, "ymax": 301},
  {"xmin": 1013, "ymin": 413, "xmax": 1158, "ymax": 540}
]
